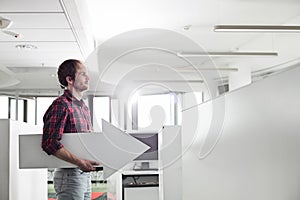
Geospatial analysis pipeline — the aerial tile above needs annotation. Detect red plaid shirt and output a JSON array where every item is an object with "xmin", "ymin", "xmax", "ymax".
[{"xmin": 41, "ymin": 90, "xmax": 92, "ymax": 155}]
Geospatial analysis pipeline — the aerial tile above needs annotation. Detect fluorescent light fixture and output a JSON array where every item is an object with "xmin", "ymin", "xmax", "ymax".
[
  {"xmin": 214, "ymin": 24, "xmax": 300, "ymax": 32},
  {"xmin": 178, "ymin": 67, "xmax": 238, "ymax": 72},
  {"xmin": 177, "ymin": 51, "xmax": 278, "ymax": 57},
  {"xmin": 134, "ymin": 80, "xmax": 204, "ymax": 83}
]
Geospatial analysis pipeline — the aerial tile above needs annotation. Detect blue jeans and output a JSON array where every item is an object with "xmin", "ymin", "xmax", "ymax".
[{"xmin": 53, "ymin": 168, "xmax": 91, "ymax": 200}]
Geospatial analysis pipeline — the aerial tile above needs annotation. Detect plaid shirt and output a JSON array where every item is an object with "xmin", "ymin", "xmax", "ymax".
[{"xmin": 41, "ymin": 90, "xmax": 92, "ymax": 155}]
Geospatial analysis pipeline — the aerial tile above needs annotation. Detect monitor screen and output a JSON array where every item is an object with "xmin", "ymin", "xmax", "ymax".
[{"xmin": 129, "ymin": 133, "xmax": 158, "ymax": 161}]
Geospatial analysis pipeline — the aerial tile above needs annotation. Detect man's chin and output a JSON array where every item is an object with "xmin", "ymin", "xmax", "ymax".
[
  {"xmin": 83, "ymin": 87, "xmax": 89, "ymax": 92},
  {"xmin": 80, "ymin": 86, "xmax": 89, "ymax": 92}
]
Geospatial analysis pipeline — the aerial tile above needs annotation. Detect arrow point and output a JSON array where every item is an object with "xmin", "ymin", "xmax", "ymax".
[{"xmin": 101, "ymin": 119, "xmax": 150, "ymax": 178}]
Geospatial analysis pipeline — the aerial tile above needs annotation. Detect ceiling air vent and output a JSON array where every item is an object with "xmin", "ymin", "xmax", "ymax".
[{"xmin": 0, "ymin": 17, "xmax": 12, "ymax": 29}]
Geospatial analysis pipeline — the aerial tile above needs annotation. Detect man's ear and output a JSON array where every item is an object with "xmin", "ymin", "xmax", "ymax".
[{"xmin": 66, "ymin": 76, "xmax": 73, "ymax": 85}]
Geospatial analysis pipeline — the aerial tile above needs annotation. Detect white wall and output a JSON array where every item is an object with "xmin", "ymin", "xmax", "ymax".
[
  {"xmin": 0, "ymin": 119, "xmax": 47, "ymax": 200},
  {"xmin": 181, "ymin": 65, "xmax": 300, "ymax": 200}
]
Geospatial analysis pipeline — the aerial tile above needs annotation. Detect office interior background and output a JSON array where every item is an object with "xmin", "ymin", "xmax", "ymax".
[{"xmin": 1, "ymin": 0, "xmax": 300, "ymax": 200}]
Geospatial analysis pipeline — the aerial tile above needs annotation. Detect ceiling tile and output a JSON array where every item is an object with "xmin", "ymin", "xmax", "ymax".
[
  {"xmin": 0, "ymin": 0, "xmax": 63, "ymax": 12},
  {"xmin": 0, "ymin": 29, "xmax": 76, "ymax": 42},
  {"xmin": 0, "ymin": 13, "xmax": 69, "ymax": 29}
]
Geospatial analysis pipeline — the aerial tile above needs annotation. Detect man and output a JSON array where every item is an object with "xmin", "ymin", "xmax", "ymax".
[{"xmin": 41, "ymin": 59, "xmax": 100, "ymax": 200}]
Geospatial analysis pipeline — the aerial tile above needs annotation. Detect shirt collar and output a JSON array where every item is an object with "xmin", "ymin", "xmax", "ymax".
[{"xmin": 64, "ymin": 90, "xmax": 84, "ymax": 107}]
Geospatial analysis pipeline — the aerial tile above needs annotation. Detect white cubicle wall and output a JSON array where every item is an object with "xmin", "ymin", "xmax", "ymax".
[
  {"xmin": 0, "ymin": 119, "xmax": 47, "ymax": 200},
  {"xmin": 159, "ymin": 126, "xmax": 182, "ymax": 200},
  {"xmin": 181, "ymin": 65, "xmax": 300, "ymax": 200},
  {"xmin": 125, "ymin": 187, "xmax": 159, "ymax": 200}
]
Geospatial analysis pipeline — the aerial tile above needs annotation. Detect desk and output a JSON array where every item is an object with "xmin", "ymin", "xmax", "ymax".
[{"xmin": 122, "ymin": 171, "xmax": 159, "ymax": 200}]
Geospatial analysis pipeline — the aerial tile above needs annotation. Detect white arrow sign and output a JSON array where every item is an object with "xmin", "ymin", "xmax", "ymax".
[{"xmin": 19, "ymin": 120, "xmax": 150, "ymax": 179}]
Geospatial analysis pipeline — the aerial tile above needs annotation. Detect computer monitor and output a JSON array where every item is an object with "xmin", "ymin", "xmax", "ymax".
[{"xmin": 129, "ymin": 132, "xmax": 158, "ymax": 170}]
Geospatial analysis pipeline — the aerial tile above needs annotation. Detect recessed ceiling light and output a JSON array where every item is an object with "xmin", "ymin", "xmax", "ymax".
[{"xmin": 15, "ymin": 44, "xmax": 37, "ymax": 50}]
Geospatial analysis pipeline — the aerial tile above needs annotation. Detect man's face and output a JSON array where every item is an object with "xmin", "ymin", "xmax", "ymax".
[{"xmin": 73, "ymin": 62, "xmax": 90, "ymax": 92}]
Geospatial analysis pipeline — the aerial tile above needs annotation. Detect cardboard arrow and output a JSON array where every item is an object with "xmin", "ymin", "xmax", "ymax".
[{"xmin": 19, "ymin": 120, "xmax": 150, "ymax": 179}]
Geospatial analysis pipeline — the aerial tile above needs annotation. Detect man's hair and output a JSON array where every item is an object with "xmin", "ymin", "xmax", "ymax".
[{"xmin": 57, "ymin": 59, "xmax": 81, "ymax": 89}]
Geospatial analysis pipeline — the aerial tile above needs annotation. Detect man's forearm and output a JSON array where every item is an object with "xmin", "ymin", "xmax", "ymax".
[
  {"xmin": 53, "ymin": 147, "xmax": 81, "ymax": 166},
  {"xmin": 53, "ymin": 147, "xmax": 100, "ymax": 172}
]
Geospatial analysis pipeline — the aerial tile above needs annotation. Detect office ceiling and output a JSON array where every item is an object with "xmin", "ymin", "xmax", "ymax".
[
  {"xmin": 0, "ymin": 0, "xmax": 94, "ymax": 95},
  {"xmin": 0, "ymin": 0, "xmax": 300, "ymax": 96}
]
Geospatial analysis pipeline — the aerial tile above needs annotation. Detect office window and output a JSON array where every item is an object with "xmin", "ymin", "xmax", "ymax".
[
  {"xmin": 137, "ymin": 94, "xmax": 173, "ymax": 130},
  {"xmin": 6, "ymin": 97, "xmax": 37, "ymax": 124},
  {"xmin": 18, "ymin": 99, "xmax": 24, "ymax": 122},
  {"xmin": 36, "ymin": 97, "xmax": 56, "ymax": 126},
  {"xmin": 8, "ymin": 98, "xmax": 27, "ymax": 122},
  {"xmin": 27, "ymin": 98, "xmax": 36, "ymax": 124},
  {"xmin": 171, "ymin": 93, "xmax": 180, "ymax": 125},
  {"xmin": 177, "ymin": 92, "xmax": 203, "ymax": 125},
  {"xmin": 9, "ymin": 98, "xmax": 16, "ymax": 120},
  {"xmin": 93, "ymin": 96, "xmax": 110, "ymax": 131},
  {"xmin": 0, "ymin": 96, "xmax": 9, "ymax": 119}
]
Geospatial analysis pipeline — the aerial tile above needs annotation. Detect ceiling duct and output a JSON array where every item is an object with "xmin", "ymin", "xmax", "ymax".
[{"xmin": 0, "ymin": 64, "xmax": 20, "ymax": 88}]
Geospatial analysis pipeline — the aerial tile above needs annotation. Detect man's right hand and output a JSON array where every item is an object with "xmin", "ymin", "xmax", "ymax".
[
  {"xmin": 77, "ymin": 159, "xmax": 100, "ymax": 172},
  {"xmin": 53, "ymin": 147, "xmax": 100, "ymax": 172}
]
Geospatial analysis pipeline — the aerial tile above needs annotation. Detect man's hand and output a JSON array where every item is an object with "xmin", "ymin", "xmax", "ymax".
[
  {"xmin": 53, "ymin": 147, "xmax": 100, "ymax": 172},
  {"xmin": 77, "ymin": 159, "xmax": 100, "ymax": 172}
]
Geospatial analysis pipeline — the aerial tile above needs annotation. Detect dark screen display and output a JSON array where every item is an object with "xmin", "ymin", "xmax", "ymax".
[{"xmin": 129, "ymin": 133, "xmax": 158, "ymax": 160}]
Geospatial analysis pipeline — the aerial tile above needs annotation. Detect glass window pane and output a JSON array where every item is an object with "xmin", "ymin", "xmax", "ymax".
[
  {"xmin": 10, "ymin": 98, "xmax": 16, "ymax": 120},
  {"xmin": 18, "ymin": 99, "xmax": 24, "ymax": 122},
  {"xmin": 176, "ymin": 94, "xmax": 182, "ymax": 126},
  {"xmin": 93, "ymin": 97, "xmax": 110, "ymax": 132},
  {"xmin": 137, "ymin": 94, "xmax": 172, "ymax": 131},
  {"xmin": 0, "ymin": 96, "xmax": 8, "ymax": 119},
  {"xmin": 36, "ymin": 97, "xmax": 56, "ymax": 126},
  {"xmin": 27, "ymin": 98, "xmax": 36, "ymax": 125}
]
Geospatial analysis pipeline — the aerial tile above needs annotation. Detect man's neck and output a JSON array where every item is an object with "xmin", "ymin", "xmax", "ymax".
[{"xmin": 67, "ymin": 87, "xmax": 83, "ymax": 100}]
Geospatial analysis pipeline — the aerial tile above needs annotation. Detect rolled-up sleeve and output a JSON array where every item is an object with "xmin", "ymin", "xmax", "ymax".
[{"xmin": 41, "ymin": 102, "xmax": 68, "ymax": 155}]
